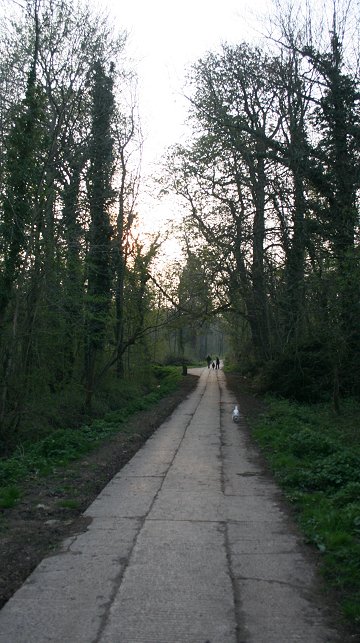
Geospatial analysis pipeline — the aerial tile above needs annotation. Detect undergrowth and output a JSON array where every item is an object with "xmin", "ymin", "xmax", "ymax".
[
  {"xmin": 0, "ymin": 366, "xmax": 182, "ymax": 503},
  {"xmin": 252, "ymin": 396, "xmax": 360, "ymax": 630}
]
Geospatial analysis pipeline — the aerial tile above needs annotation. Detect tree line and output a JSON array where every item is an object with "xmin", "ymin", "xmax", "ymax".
[
  {"xmin": 1, "ymin": 0, "xmax": 359, "ymax": 455},
  {"xmin": 165, "ymin": 1, "xmax": 360, "ymax": 405},
  {"xmin": 0, "ymin": 0, "xmax": 162, "ymax": 453}
]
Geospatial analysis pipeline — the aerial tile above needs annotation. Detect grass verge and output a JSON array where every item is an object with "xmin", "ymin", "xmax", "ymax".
[
  {"xmin": 0, "ymin": 366, "xmax": 182, "ymax": 497},
  {"xmin": 252, "ymin": 396, "xmax": 360, "ymax": 630}
]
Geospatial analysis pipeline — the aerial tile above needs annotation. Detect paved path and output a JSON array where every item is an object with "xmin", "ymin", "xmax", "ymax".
[{"xmin": 0, "ymin": 368, "xmax": 340, "ymax": 642}]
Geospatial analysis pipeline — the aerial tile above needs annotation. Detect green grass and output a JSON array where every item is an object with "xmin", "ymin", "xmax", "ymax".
[
  {"xmin": 0, "ymin": 485, "xmax": 21, "ymax": 509},
  {"xmin": 252, "ymin": 396, "xmax": 360, "ymax": 630},
  {"xmin": 56, "ymin": 499, "xmax": 81, "ymax": 510},
  {"xmin": 0, "ymin": 365, "xmax": 182, "ymax": 495}
]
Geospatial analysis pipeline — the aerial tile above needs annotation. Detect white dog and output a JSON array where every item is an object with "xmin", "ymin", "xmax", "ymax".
[{"xmin": 232, "ymin": 405, "xmax": 240, "ymax": 423}]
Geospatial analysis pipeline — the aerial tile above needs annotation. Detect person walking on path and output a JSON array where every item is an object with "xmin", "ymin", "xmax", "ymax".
[
  {"xmin": 206, "ymin": 354, "xmax": 212, "ymax": 368},
  {"xmin": 216, "ymin": 356, "xmax": 220, "ymax": 369}
]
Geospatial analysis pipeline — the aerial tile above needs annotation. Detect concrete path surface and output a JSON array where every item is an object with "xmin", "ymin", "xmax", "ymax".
[{"xmin": 0, "ymin": 368, "xmax": 341, "ymax": 642}]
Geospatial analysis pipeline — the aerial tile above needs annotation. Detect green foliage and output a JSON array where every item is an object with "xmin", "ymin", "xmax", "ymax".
[
  {"xmin": 0, "ymin": 366, "xmax": 182, "ymax": 489},
  {"xmin": 332, "ymin": 483, "xmax": 360, "ymax": 508},
  {"xmin": 0, "ymin": 486, "xmax": 21, "ymax": 509},
  {"xmin": 263, "ymin": 342, "xmax": 333, "ymax": 402},
  {"xmin": 30, "ymin": 430, "xmax": 90, "ymax": 463},
  {"xmin": 253, "ymin": 396, "xmax": 360, "ymax": 627},
  {"xmin": 310, "ymin": 452, "xmax": 360, "ymax": 491},
  {"xmin": 287, "ymin": 428, "xmax": 336, "ymax": 458},
  {"xmin": 163, "ymin": 355, "xmax": 193, "ymax": 367},
  {"xmin": 0, "ymin": 3, "xmax": 153, "ymax": 455},
  {"xmin": 56, "ymin": 499, "xmax": 81, "ymax": 510}
]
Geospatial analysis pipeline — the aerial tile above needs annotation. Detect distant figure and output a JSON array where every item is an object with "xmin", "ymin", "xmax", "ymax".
[
  {"xmin": 212, "ymin": 361, "xmax": 215, "ymax": 369},
  {"xmin": 216, "ymin": 356, "xmax": 220, "ymax": 369},
  {"xmin": 232, "ymin": 405, "xmax": 240, "ymax": 423},
  {"xmin": 206, "ymin": 355, "xmax": 212, "ymax": 369}
]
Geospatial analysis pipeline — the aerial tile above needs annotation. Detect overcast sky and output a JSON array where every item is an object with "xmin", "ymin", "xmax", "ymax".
[
  {"xmin": 108, "ymin": 0, "xmax": 270, "ymax": 162},
  {"xmin": 104, "ymin": 0, "xmax": 271, "ymax": 247}
]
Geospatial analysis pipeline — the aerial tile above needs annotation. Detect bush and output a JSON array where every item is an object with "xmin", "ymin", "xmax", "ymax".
[
  {"xmin": 263, "ymin": 342, "xmax": 333, "ymax": 402},
  {"xmin": 163, "ymin": 355, "xmax": 192, "ymax": 367}
]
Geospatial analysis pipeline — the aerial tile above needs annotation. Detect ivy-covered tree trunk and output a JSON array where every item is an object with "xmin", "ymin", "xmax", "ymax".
[
  {"xmin": 0, "ymin": 11, "xmax": 46, "ymax": 429},
  {"xmin": 324, "ymin": 41, "xmax": 359, "ymax": 374},
  {"xmin": 0, "ymin": 70, "xmax": 42, "ymax": 326},
  {"xmin": 305, "ymin": 32, "xmax": 360, "ymax": 394},
  {"xmin": 249, "ymin": 140, "xmax": 270, "ymax": 360},
  {"xmin": 114, "ymin": 145, "xmax": 127, "ymax": 379},
  {"xmin": 62, "ymin": 159, "xmax": 84, "ymax": 382},
  {"xmin": 114, "ymin": 216, "xmax": 126, "ymax": 378},
  {"xmin": 284, "ymin": 147, "xmax": 307, "ymax": 345},
  {"xmin": 84, "ymin": 60, "xmax": 115, "ymax": 413}
]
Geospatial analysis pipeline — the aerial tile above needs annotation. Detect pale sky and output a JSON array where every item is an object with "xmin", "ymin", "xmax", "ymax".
[{"xmin": 104, "ymin": 0, "xmax": 271, "ymax": 249}]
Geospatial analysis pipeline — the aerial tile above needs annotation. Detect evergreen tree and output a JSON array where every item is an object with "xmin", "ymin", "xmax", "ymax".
[{"xmin": 304, "ymin": 31, "xmax": 360, "ymax": 394}]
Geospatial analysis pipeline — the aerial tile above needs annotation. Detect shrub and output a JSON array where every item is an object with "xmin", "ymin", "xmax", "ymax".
[
  {"xmin": 263, "ymin": 342, "xmax": 332, "ymax": 402},
  {"xmin": 163, "ymin": 355, "xmax": 192, "ymax": 367}
]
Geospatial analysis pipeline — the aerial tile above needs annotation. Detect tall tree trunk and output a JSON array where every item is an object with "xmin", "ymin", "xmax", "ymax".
[
  {"xmin": 250, "ymin": 143, "xmax": 270, "ymax": 359},
  {"xmin": 84, "ymin": 60, "xmax": 115, "ymax": 413},
  {"xmin": 114, "ymin": 147, "xmax": 127, "ymax": 378},
  {"xmin": 284, "ymin": 165, "xmax": 306, "ymax": 343},
  {"xmin": 62, "ymin": 163, "xmax": 83, "ymax": 381}
]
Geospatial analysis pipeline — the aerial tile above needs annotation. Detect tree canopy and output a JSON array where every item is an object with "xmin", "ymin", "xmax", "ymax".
[
  {"xmin": 0, "ymin": 0, "xmax": 157, "ymax": 451},
  {"xmin": 165, "ymin": 0, "xmax": 360, "ymax": 403},
  {"xmin": 0, "ymin": 0, "xmax": 359, "ymax": 454}
]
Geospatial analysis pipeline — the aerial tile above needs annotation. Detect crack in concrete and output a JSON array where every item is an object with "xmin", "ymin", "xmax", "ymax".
[
  {"xmin": 219, "ymin": 376, "xmax": 246, "ymax": 643},
  {"xmin": 146, "ymin": 517, "xmax": 224, "ymax": 524},
  {"xmin": 92, "ymin": 379, "xmax": 208, "ymax": 643},
  {"xmin": 236, "ymin": 472, "xmax": 259, "ymax": 477},
  {"xmin": 120, "ymin": 474, "xmax": 166, "ymax": 479},
  {"xmin": 233, "ymin": 575, "xmax": 310, "ymax": 591},
  {"xmin": 91, "ymin": 515, "xmax": 145, "ymax": 643}
]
